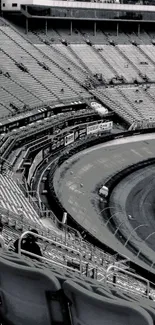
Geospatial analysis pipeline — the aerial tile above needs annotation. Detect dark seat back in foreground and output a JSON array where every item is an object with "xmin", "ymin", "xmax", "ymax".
[
  {"xmin": 63, "ymin": 280, "xmax": 154, "ymax": 325},
  {"xmin": 0, "ymin": 257, "xmax": 70, "ymax": 325}
]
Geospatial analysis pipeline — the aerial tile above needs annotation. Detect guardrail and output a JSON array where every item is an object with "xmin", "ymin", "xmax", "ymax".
[
  {"xmin": 105, "ymin": 264, "xmax": 151, "ymax": 298},
  {"xmin": 18, "ymin": 231, "xmax": 83, "ymax": 273}
]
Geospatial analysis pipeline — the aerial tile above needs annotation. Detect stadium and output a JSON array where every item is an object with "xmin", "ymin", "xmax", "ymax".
[{"xmin": 2, "ymin": 0, "xmax": 155, "ymax": 323}]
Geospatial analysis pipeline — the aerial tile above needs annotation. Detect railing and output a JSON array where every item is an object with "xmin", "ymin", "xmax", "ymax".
[
  {"xmin": 0, "ymin": 157, "xmax": 12, "ymax": 172},
  {"xmin": 18, "ymin": 231, "xmax": 83, "ymax": 273},
  {"xmin": 105, "ymin": 264, "xmax": 151, "ymax": 297}
]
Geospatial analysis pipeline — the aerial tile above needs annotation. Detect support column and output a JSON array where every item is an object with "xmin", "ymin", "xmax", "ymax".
[
  {"xmin": 70, "ymin": 20, "xmax": 73, "ymax": 36},
  {"xmin": 25, "ymin": 6, "xmax": 28, "ymax": 35},
  {"xmin": 94, "ymin": 21, "xmax": 96, "ymax": 37},
  {"xmin": 25, "ymin": 18, "xmax": 28, "ymax": 35},
  {"xmin": 138, "ymin": 23, "xmax": 140, "ymax": 37},
  {"xmin": 45, "ymin": 19, "xmax": 47, "ymax": 35},
  {"xmin": 117, "ymin": 22, "xmax": 119, "ymax": 37}
]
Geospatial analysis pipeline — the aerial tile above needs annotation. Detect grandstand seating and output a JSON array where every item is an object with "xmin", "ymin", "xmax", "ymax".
[
  {"xmin": 94, "ymin": 45, "xmax": 142, "ymax": 83},
  {"xmin": 0, "ymin": 173, "xmax": 42, "ymax": 224},
  {"xmin": 2, "ymin": 13, "xmax": 155, "ymax": 324},
  {"xmin": 69, "ymin": 43, "xmax": 115, "ymax": 82},
  {"xmin": 0, "ymin": 252, "xmax": 154, "ymax": 325},
  {"xmin": 0, "ymin": 256, "xmax": 66, "ymax": 325},
  {"xmin": 1, "ymin": 18, "xmax": 155, "ymax": 125},
  {"xmin": 0, "ymin": 24, "xmax": 91, "ymax": 118},
  {"xmin": 63, "ymin": 280, "xmax": 153, "ymax": 325},
  {"xmin": 96, "ymin": 85, "xmax": 155, "ymax": 122},
  {"xmin": 117, "ymin": 44, "xmax": 155, "ymax": 82}
]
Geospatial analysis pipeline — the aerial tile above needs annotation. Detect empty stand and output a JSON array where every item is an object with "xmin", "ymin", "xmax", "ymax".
[
  {"xmin": 69, "ymin": 44, "xmax": 115, "ymax": 82},
  {"xmin": 0, "ymin": 257, "xmax": 68, "ymax": 325},
  {"xmin": 117, "ymin": 44, "xmax": 155, "ymax": 82},
  {"xmin": 94, "ymin": 45, "xmax": 141, "ymax": 83},
  {"xmin": 0, "ymin": 173, "xmax": 42, "ymax": 225},
  {"xmin": 63, "ymin": 280, "xmax": 154, "ymax": 325}
]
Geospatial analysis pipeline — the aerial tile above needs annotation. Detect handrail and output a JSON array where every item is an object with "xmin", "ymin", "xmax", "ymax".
[
  {"xmin": 18, "ymin": 231, "xmax": 83, "ymax": 273},
  {"xmin": 105, "ymin": 264, "xmax": 150, "ymax": 297},
  {"xmin": 0, "ymin": 157, "xmax": 12, "ymax": 169}
]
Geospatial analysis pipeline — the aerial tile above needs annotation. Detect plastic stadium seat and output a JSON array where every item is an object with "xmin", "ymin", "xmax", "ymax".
[
  {"xmin": 0, "ymin": 257, "xmax": 70, "ymax": 325},
  {"xmin": 96, "ymin": 288, "xmax": 155, "ymax": 322},
  {"xmin": 0, "ymin": 254, "xmax": 33, "ymax": 267},
  {"xmin": 94, "ymin": 287, "xmax": 114, "ymax": 299},
  {"xmin": 63, "ymin": 280, "xmax": 154, "ymax": 325}
]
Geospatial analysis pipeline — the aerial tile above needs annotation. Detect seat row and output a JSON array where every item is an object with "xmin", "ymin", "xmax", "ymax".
[{"xmin": 0, "ymin": 251, "xmax": 154, "ymax": 325}]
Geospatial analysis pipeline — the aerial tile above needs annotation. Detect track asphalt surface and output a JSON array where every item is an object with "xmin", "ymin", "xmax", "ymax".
[{"xmin": 53, "ymin": 133, "xmax": 155, "ymax": 264}]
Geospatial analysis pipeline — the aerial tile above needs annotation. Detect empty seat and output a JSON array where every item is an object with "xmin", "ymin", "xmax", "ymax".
[
  {"xmin": 63, "ymin": 280, "xmax": 153, "ymax": 325},
  {"xmin": 0, "ymin": 257, "xmax": 70, "ymax": 325}
]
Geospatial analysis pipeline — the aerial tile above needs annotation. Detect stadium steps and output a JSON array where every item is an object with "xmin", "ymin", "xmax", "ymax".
[
  {"xmin": 0, "ymin": 27, "xmax": 64, "ymax": 104},
  {"xmin": 0, "ymin": 101, "xmax": 11, "ymax": 118},
  {"xmin": 34, "ymin": 42, "xmax": 91, "ymax": 100},
  {"xmin": 0, "ymin": 136, "xmax": 16, "ymax": 161},
  {"xmin": 2, "ymin": 148, "xmax": 22, "ymax": 170},
  {"xmin": 117, "ymin": 87, "xmax": 143, "ymax": 121},
  {"xmin": 0, "ymin": 27, "xmax": 61, "ymax": 102},
  {"xmin": 0, "ymin": 24, "xmax": 91, "ymax": 104},
  {"xmin": 68, "ymin": 44, "xmax": 96, "ymax": 78},
  {"xmin": 1, "ymin": 84, "xmax": 25, "ymax": 107},
  {"xmin": 0, "ymin": 47, "xmax": 57, "ymax": 104},
  {"xmin": 0, "ymin": 71, "xmax": 44, "ymax": 110},
  {"xmin": 69, "ymin": 43, "xmax": 116, "ymax": 84},
  {"xmin": 0, "ymin": 87, "xmax": 21, "ymax": 114},
  {"xmin": 37, "ymin": 35, "xmax": 88, "ymax": 77},
  {"xmin": 138, "ymin": 45, "xmax": 155, "ymax": 67},
  {"xmin": 0, "ymin": 98, "xmax": 13, "ymax": 116},
  {"xmin": 126, "ymin": 32, "xmax": 143, "ymax": 45},
  {"xmin": 94, "ymin": 45, "xmax": 140, "ymax": 84},
  {"xmin": 146, "ymin": 86, "xmax": 155, "ymax": 102},
  {"xmin": 0, "ymin": 73, "xmax": 43, "ymax": 110},
  {"xmin": 115, "ymin": 45, "xmax": 144, "ymax": 81},
  {"xmin": 138, "ymin": 85, "xmax": 155, "ymax": 110},
  {"xmin": 118, "ymin": 86, "xmax": 155, "ymax": 121},
  {"xmin": 91, "ymin": 88, "xmax": 134, "ymax": 125},
  {"xmin": 117, "ymin": 45, "xmax": 155, "ymax": 83},
  {"xmin": 92, "ymin": 45, "xmax": 128, "ymax": 84},
  {"xmin": 51, "ymin": 43, "xmax": 87, "ymax": 71}
]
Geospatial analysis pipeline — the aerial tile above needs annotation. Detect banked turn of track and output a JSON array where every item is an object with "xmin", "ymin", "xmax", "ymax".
[{"xmin": 53, "ymin": 133, "xmax": 155, "ymax": 273}]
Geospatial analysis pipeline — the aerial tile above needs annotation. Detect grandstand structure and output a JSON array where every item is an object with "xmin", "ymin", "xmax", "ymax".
[{"xmin": 1, "ymin": 0, "xmax": 155, "ymax": 323}]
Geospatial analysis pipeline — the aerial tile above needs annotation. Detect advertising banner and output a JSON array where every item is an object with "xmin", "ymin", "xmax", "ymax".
[
  {"xmin": 64, "ymin": 132, "xmax": 74, "ymax": 146},
  {"xmin": 87, "ymin": 121, "xmax": 113, "ymax": 135},
  {"xmin": 43, "ymin": 146, "xmax": 51, "ymax": 159},
  {"xmin": 74, "ymin": 125, "xmax": 87, "ymax": 141},
  {"xmin": 51, "ymin": 136, "xmax": 65, "ymax": 151}
]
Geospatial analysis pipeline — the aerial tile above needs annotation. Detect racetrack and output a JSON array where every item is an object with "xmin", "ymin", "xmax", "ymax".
[
  {"xmin": 53, "ymin": 133, "xmax": 155, "ymax": 264},
  {"xmin": 110, "ymin": 164, "xmax": 155, "ymax": 249},
  {"xmin": 110, "ymin": 165, "xmax": 155, "ymax": 249}
]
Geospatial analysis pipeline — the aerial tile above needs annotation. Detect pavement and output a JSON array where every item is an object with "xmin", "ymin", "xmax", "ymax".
[{"xmin": 53, "ymin": 132, "xmax": 155, "ymax": 265}]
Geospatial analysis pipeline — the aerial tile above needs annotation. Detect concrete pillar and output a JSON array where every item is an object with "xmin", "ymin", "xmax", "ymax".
[
  {"xmin": 70, "ymin": 20, "xmax": 73, "ymax": 35},
  {"xmin": 25, "ymin": 18, "xmax": 28, "ymax": 34},
  {"xmin": 94, "ymin": 21, "xmax": 96, "ymax": 37},
  {"xmin": 45, "ymin": 19, "xmax": 47, "ymax": 35},
  {"xmin": 138, "ymin": 23, "xmax": 140, "ymax": 37},
  {"xmin": 117, "ymin": 22, "xmax": 119, "ymax": 37},
  {"xmin": 25, "ymin": 6, "xmax": 28, "ymax": 34}
]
